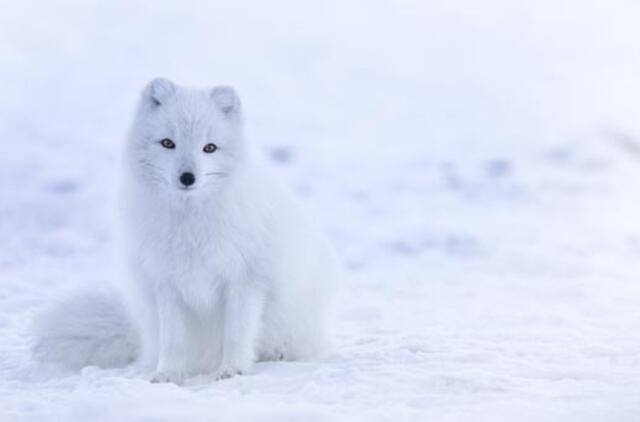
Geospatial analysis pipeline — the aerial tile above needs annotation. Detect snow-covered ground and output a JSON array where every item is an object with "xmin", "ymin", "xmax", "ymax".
[{"xmin": 2, "ymin": 1, "xmax": 640, "ymax": 420}]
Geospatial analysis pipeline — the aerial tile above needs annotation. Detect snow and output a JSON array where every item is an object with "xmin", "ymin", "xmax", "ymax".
[{"xmin": 2, "ymin": 0, "xmax": 640, "ymax": 420}]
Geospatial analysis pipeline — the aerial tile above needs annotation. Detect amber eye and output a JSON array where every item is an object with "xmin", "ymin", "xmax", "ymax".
[
  {"xmin": 203, "ymin": 143, "xmax": 217, "ymax": 153},
  {"xmin": 160, "ymin": 138, "xmax": 175, "ymax": 149}
]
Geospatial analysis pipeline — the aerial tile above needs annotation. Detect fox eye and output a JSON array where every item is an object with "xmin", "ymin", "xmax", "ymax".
[
  {"xmin": 203, "ymin": 143, "xmax": 217, "ymax": 153},
  {"xmin": 160, "ymin": 138, "xmax": 175, "ymax": 149}
]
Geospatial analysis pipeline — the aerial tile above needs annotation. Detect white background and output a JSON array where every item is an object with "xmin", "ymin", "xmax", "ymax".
[{"xmin": 1, "ymin": 1, "xmax": 640, "ymax": 420}]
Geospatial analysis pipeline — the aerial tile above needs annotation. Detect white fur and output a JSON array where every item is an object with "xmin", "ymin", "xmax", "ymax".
[
  {"xmin": 32, "ymin": 291, "xmax": 138, "ymax": 369},
  {"xmin": 32, "ymin": 78, "xmax": 339, "ymax": 383}
]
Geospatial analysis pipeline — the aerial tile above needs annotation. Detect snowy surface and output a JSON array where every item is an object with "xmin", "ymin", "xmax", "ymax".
[{"xmin": 2, "ymin": 0, "xmax": 640, "ymax": 420}]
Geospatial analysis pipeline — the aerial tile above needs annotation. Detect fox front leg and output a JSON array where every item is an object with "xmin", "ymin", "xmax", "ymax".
[
  {"xmin": 151, "ymin": 290, "xmax": 192, "ymax": 384},
  {"xmin": 215, "ymin": 285, "xmax": 263, "ymax": 380}
]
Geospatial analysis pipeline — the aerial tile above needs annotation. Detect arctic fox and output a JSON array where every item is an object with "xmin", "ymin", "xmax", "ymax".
[{"xmin": 33, "ymin": 78, "xmax": 339, "ymax": 383}]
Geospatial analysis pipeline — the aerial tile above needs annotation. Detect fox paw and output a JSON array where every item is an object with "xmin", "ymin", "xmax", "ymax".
[
  {"xmin": 260, "ymin": 348, "xmax": 287, "ymax": 362},
  {"xmin": 150, "ymin": 371, "xmax": 184, "ymax": 385},
  {"xmin": 214, "ymin": 366, "xmax": 244, "ymax": 381}
]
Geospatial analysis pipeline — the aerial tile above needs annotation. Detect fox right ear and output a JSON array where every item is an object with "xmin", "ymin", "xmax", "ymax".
[
  {"xmin": 143, "ymin": 78, "xmax": 176, "ymax": 107},
  {"xmin": 211, "ymin": 86, "xmax": 241, "ymax": 116}
]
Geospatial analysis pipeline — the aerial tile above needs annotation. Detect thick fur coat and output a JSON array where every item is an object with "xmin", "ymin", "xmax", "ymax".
[{"xmin": 33, "ymin": 79, "xmax": 339, "ymax": 383}]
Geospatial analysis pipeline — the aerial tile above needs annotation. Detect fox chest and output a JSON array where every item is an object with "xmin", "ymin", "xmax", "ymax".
[{"xmin": 133, "ymin": 219, "xmax": 256, "ymax": 298}]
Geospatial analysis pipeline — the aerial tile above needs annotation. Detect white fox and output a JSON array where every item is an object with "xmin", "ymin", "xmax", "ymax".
[{"xmin": 33, "ymin": 78, "xmax": 339, "ymax": 383}]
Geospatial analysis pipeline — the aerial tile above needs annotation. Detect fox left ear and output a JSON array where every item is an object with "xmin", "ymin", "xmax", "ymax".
[
  {"xmin": 143, "ymin": 78, "xmax": 176, "ymax": 107},
  {"xmin": 211, "ymin": 86, "xmax": 241, "ymax": 116}
]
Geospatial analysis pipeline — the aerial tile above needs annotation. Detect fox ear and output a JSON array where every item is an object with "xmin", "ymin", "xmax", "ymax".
[
  {"xmin": 211, "ymin": 86, "xmax": 241, "ymax": 116},
  {"xmin": 143, "ymin": 78, "xmax": 176, "ymax": 107}
]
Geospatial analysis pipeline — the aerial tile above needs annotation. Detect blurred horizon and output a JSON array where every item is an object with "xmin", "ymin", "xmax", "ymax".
[{"xmin": 2, "ymin": 0, "xmax": 640, "ymax": 161}]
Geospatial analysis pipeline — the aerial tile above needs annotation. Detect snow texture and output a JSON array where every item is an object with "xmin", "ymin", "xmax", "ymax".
[{"xmin": 2, "ymin": 0, "xmax": 640, "ymax": 421}]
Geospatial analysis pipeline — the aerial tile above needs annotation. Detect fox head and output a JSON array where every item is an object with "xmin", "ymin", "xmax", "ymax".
[{"xmin": 126, "ymin": 78, "xmax": 245, "ymax": 197}]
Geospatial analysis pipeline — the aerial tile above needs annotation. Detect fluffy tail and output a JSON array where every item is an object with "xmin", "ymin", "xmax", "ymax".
[{"xmin": 32, "ymin": 290, "xmax": 139, "ymax": 370}]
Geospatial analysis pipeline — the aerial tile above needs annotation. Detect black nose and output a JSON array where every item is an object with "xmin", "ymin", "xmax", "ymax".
[{"xmin": 180, "ymin": 172, "xmax": 195, "ymax": 187}]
